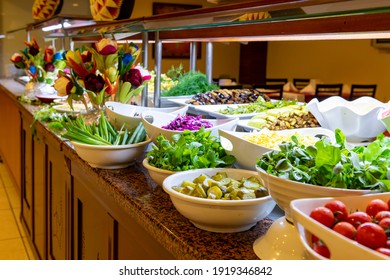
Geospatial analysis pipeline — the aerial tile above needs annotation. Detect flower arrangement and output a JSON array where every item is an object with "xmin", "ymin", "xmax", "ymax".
[
  {"xmin": 54, "ymin": 38, "xmax": 151, "ymax": 111},
  {"xmin": 10, "ymin": 37, "xmax": 65, "ymax": 85}
]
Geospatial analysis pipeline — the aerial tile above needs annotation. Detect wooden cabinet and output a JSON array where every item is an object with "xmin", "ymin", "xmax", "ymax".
[
  {"xmin": 31, "ymin": 124, "xmax": 46, "ymax": 260},
  {"xmin": 46, "ymin": 140, "xmax": 70, "ymax": 260},
  {"xmin": 20, "ymin": 112, "xmax": 47, "ymax": 260},
  {"xmin": 72, "ymin": 176, "xmax": 111, "ymax": 260},
  {"xmin": 71, "ymin": 162, "xmax": 174, "ymax": 260},
  {"xmin": 0, "ymin": 88, "xmax": 21, "ymax": 190},
  {"xmin": 19, "ymin": 108, "xmax": 70, "ymax": 260},
  {"xmin": 20, "ymin": 112, "xmax": 34, "ymax": 238}
]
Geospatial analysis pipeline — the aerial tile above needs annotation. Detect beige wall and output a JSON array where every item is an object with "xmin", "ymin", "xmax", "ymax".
[{"xmin": 267, "ymin": 40, "xmax": 390, "ymax": 102}]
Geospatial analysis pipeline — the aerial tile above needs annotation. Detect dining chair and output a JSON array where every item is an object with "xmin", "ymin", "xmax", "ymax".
[
  {"xmin": 349, "ymin": 84, "xmax": 377, "ymax": 100},
  {"xmin": 265, "ymin": 78, "xmax": 288, "ymax": 86},
  {"xmin": 314, "ymin": 83, "xmax": 343, "ymax": 101},
  {"xmin": 293, "ymin": 78, "xmax": 310, "ymax": 91},
  {"xmin": 253, "ymin": 83, "xmax": 284, "ymax": 99}
]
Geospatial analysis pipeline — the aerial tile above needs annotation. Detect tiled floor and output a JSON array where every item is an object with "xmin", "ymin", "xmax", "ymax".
[{"xmin": 0, "ymin": 160, "xmax": 35, "ymax": 260}]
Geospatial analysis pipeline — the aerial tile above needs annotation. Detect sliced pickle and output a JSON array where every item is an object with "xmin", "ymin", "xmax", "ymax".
[
  {"xmin": 207, "ymin": 186, "xmax": 223, "ymax": 199},
  {"xmin": 172, "ymin": 172, "xmax": 268, "ymax": 200}
]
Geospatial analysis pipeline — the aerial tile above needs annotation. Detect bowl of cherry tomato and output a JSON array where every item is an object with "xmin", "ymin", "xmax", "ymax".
[{"xmin": 290, "ymin": 193, "xmax": 390, "ymax": 260}]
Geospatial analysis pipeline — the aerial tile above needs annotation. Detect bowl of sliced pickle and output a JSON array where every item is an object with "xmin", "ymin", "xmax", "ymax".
[{"xmin": 162, "ymin": 168, "xmax": 276, "ymax": 233}]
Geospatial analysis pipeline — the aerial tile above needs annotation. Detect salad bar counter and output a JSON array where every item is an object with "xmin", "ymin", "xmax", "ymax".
[{"xmin": 0, "ymin": 79, "xmax": 277, "ymax": 260}]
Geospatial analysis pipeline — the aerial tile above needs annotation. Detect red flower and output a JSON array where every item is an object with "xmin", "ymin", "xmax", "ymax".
[
  {"xmin": 44, "ymin": 46, "xmax": 54, "ymax": 63},
  {"xmin": 84, "ymin": 73, "xmax": 105, "ymax": 92},
  {"xmin": 81, "ymin": 50, "xmax": 92, "ymax": 63},
  {"xmin": 123, "ymin": 68, "xmax": 142, "ymax": 87},
  {"xmin": 94, "ymin": 38, "xmax": 118, "ymax": 55},
  {"xmin": 44, "ymin": 63, "xmax": 55, "ymax": 72},
  {"xmin": 24, "ymin": 38, "xmax": 40, "ymax": 56},
  {"xmin": 10, "ymin": 53, "xmax": 25, "ymax": 69}
]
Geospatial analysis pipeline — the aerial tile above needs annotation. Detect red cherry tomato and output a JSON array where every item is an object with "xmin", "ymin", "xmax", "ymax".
[
  {"xmin": 346, "ymin": 211, "xmax": 372, "ymax": 228},
  {"xmin": 375, "ymin": 211, "xmax": 390, "ymax": 222},
  {"xmin": 376, "ymin": 247, "xmax": 390, "ymax": 257},
  {"xmin": 310, "ymin": 206, "xmax": 335, "ymax": 228},
  {"xmin": 324, "ymin": 200, "xmax": 348, "ymax": 222},
  {"xmin": 311, "ymin": 234, "xmax": 319, "ymax": 244},
  {"xmin": 356, "ymin": 222, "xmax": 387, "ymax": 250},
  {"xmin": 366, "ymin": 199, "xmax": 389, "ymax": 218},
  {"xmin": 313, "ymin": 242, "xmax": 331, "ymax": 258},
  {"xmin": 378, "ymin": 217, "xmax": 390, "ymax": 231},
  {"xmin": 388, "ymin": 198, "xmax": 390, "ymax": 211},
  {"xmin": 332, "ymin": 221, "xmax": 356, "ymax": 240},
  {"xmin": 385, "ymin": 240, "xmax": 390, "ymax": 249}
]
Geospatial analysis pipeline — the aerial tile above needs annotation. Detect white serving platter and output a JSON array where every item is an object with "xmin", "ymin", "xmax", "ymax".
[{"xmin": 167, "ymin": 100, "xmax": 270, "ymax": 119}]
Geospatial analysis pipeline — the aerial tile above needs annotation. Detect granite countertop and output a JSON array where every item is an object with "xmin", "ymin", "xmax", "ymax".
[{"xmin": 0, "ymin": 79, "xmax": 282, "ymax": 260}]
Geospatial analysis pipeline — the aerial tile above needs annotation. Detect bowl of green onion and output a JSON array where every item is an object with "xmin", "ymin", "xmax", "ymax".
[{"xmin": 61, "ymin": 112, "xmax": 151, "ymax": 169}]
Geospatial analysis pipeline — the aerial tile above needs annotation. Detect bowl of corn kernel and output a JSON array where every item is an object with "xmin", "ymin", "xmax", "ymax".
[{"xmin": 219, "ymin": 127, "xmax": 335, "ymax": 171}]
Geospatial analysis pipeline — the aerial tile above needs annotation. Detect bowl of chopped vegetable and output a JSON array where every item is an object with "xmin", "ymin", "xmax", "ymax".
[
  {"xmin": 255, "ymin": 129, "xmax": 389, "ymax": 222},
  {"xmin": 105, "ymin": 101, "xmax": 188, "ymax": 131},
  {"xmin": 219, "ymin": 127, "xmax": 335, "ymax": 171},
  {"xmin": 61, "ymin": 112, "xmax": 151, "ymax": 169},
  {"xmin": 72, "ymin": 138, "xmax": 151, "ymax": 169},
  {"xmin": 162, "ymin": 168, "xmax": 276, "ymax": 233},
  {"xmin": 144, "ymin": 127, "xmax": 236, "ymax": 185},
  {"xmin": 141, "ymin": 110, "xmax": 238, "ymax": 144}
]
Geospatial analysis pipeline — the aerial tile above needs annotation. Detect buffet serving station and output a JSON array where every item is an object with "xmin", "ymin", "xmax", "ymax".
[{"xmin": 2, "ymin": 0, "xmax": 390, "ymax": 260}]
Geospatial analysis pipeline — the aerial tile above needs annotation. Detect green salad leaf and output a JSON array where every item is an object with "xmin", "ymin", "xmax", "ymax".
[
  {"xmin": 146, "ymin": 127, "xmax": 236, "ymax": 171},
  {"xmin": 256, "ymin": 129, "xmax": 390, "ymax": 191},
  {"xmin": 162, "ymin": 71, "xmax": 219, "ymax": 97}
]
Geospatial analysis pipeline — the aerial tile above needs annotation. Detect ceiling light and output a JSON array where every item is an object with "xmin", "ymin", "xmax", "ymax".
[{"xmin": 42, "ymin": 22, "xmax": 71, "ymax": 32}]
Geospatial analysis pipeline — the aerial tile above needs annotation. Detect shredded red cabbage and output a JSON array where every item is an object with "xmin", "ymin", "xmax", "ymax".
[{"xmin": 162, "ymin": 114, "xmax": 213, "ymax": 131}]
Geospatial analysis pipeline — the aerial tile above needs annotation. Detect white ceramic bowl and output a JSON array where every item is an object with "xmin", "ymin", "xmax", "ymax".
[
  {"xmin": 219, "ymin": 127, "xmax": 335, "ymax": 171},
  {"xmin": 71, "ymin": 137, "xmax": 151, "ymax": 169},
  {"xmin": 105, "ymin": 101, "xmax": 188, "ymax": 131},
  {"xmin": 256, "ymin": 167, "xmax": 377, "ymax": 222},
  {"xmin": 306, "ymin": 96, "xmax": 389, "ymax": 142},
  {"xmin": 378, "ymin": 107, "xmax": 390, "ymax": 134},
  {"xmin": 291, "ymin": 193, "xmax": 390, "ymax": 260},
  {"xmin": 142, "ymin": 158, "xmax": 176, "ymax": 186},
  {"xmin": 162, "ymin": 168, "xmax": 276, "ymax": 233},
  {"xmin": 141, "ymin": 110, "xmax": 238, "ymax": 143}
]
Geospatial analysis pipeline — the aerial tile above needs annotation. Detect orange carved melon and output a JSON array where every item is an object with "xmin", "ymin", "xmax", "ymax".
[
  {"xmin": 32, "ymin": 0, "xmax": 63, "ymax": 20},
  {"xmin": 90, "ymin": 0, "xmax": 135, "ymax": 21}
]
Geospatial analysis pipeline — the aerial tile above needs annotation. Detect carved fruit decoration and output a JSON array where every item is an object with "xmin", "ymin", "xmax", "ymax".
[
  {"xmin": 32, "ymin": 0, "xmax": 63, "ymax": 20},
  {"xmin": 90, "ymin": 0, "xmax": 135, "ymax": 21}
]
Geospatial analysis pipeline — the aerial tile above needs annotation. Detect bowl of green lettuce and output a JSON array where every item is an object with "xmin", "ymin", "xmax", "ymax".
[
  {"xmin": 256, "ymin": 129, "xmax": 390, "ymax": 221},
  {"xmin": 144, "ymin": 127, "xmax": 236, "ymax": 185}
]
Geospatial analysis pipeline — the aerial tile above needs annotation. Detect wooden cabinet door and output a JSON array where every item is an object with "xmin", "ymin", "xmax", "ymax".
[
  {"xmin": 116, "ymin": 220, "xmax": 174, "ymax": 260},
  {"xmin": 20, "ymin": 114, "xmax": 33, "ymax": 237},
  {"xmin": 72, "ymin": 176, "xmax": 110, "ymax": 260},
  {"xmin": 46, "ymin": 144, "xmax": 69, "ymax": 260},
  {"xmin": 32, "ymin": 131, "xmax": 47, "ymax": 260}
]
